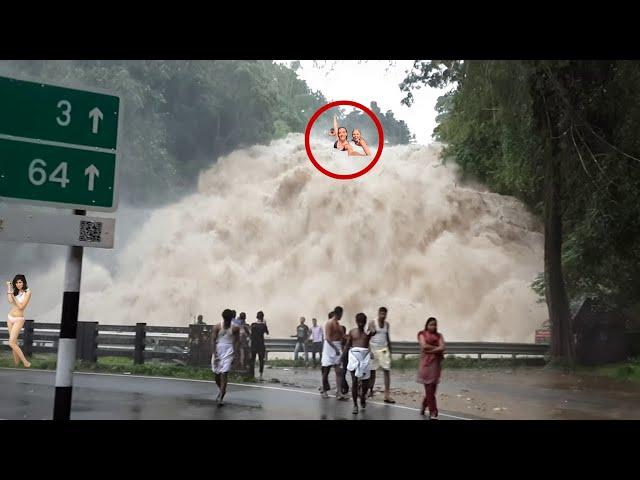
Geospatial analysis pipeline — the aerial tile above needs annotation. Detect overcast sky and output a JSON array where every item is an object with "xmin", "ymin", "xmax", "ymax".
[{"xmin": 276, "ymin": 60, "xmax": 449, "ymax": 145}]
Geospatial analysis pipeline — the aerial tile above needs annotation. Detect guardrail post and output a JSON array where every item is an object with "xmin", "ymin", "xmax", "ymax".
[
  {"xmin": 188, "ymin": 324, "xmax": 212, "ymax": 367},
  {"xmin": 76, "ymin": 322, "xmax": 98, "ymax": 362},
  {"xmin": 477, "ymin": 353, "xmax": 482, "ymax": 360},
  {"xmin": 134, "ymin": 323, "xmax": 146, "ymax": 365},
  {"xmin": 188, "ymin": 324, "xmax": 200, "ymax": 366},
  {"xmin": 23, "ymin": 319, "xmax": 34, "ymax": 358},
  {"xmin": 89, "ymin": 322, "xmax": 98, "ymax": 362}
]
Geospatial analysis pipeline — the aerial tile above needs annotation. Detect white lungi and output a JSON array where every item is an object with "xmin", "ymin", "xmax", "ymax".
[
  {"xmin": 212, "ymin": 343, "xmax": 234, "ymax": 374},
  {"xmin": 347, "ymin": 347, "xmax": 371, "ymax": 380},
  {"xmin": 321, "ymin": 340, "xmax": 342, "ymax": 367}
]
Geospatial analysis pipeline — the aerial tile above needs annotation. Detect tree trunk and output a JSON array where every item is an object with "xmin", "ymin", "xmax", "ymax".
[
  {"xmin": 531, "ymin": 62, "xmax": 575, "ymax": 362},
  {"xmin": 543, "ymin": 144, "xmax": 574, "ymax": 361}
]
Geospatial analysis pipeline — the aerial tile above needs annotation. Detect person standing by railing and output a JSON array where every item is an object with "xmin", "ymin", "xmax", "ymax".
[
  {"xmin": 417, "ymin": 317, "xmax": 446, "ymax": 420},
  {"xmin": 292, "ymin": 317, "xmax": 310, "ymax": 365},
  {"xmin": 309, "ymin": 318, "xmax": 324, "ymax": 368},
  {"xmin": 237, "ymin": 312, "xmax": 251, "ymax": 370}
]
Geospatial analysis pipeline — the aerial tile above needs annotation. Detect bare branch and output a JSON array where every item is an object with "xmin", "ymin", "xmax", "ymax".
[
  {"xmin": 575, "ymin": 127, "xmax": 605, "ymax": 174},
  {"xmin": 570, "ymin": 125, "xmax": 592, "ymax": 178},
  {"xmin": 586, "ymin": 124, "xmax": 640, "ymax": 164}
]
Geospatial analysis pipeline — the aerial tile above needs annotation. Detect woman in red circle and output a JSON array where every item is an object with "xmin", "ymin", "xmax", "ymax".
[
  {"xmin": 351, "ymin": 129, "xmax": 371, "ymax": 156},
  {"xmin": 331, "ymin": 115, "xmax": 367, "ymax": 156},
  {"xmin": 417, "ymin": 317, "xmax": 446, "ymax": 419}
]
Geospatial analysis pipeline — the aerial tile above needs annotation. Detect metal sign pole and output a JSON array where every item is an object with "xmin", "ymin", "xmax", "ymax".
[{"xmin": 53, "ymin": 209, "xmax": 85, "ymax": 420}]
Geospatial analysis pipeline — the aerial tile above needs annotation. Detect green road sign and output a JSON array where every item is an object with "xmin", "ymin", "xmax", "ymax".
[{"xmin": 0, "ymin": 75, "xmax": 120, "ymax": 211}]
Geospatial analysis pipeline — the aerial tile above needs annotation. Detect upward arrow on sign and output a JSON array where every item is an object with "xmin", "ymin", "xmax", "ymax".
[
  {"xmin": 84, "ymin": 164, "xmax": 100, "ymax": 191},
  {"xmin": 89, "ymin": 107, "xmax": 103, "ymax": 134},
  {"xmin": 0, "ymin": 75, "xmax": 120, "ymax": 212}
]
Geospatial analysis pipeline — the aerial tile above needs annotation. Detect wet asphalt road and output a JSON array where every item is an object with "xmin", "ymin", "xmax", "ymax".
[{"xmin": 0, "ymin": 368, "xmax": 471, "ymax": 420}]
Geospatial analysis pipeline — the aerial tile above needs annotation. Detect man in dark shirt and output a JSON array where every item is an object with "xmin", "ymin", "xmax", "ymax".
[
  {"xmin": 292, "ymin": 317, "xmax": 310, "ymax": 365},
  {"xmin": 250, "ymin": 311, "xmax": 269, "ymax": 380}
]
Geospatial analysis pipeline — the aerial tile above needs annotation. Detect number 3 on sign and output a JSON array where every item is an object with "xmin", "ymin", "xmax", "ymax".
[
  {"xmin": 28, "ymin": 159, "xmax": 70, "ymax": 188},
  {"xmin": 56, "ymin": 100, "xmax": 71, "ymax": 126}
]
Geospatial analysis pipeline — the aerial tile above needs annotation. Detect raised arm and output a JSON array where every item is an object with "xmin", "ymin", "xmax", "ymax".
[
  {"xmin": 6, "ymin": 282, "xmax": 14, "ymax": 304},
  {"xmin": 11, "ymin": 290, "xmax": 31, "ymax": 309},
  {"xmin": 333, "ymin": 115, "xmax": 339, "ymax": 135}
]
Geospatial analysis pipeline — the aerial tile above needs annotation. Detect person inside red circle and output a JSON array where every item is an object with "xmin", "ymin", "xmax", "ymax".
[
  {"xmin": 330, "ymin": 115, "xmax": 368, "ymax": 157},
  {"xmin": 351, "ymin": 128, "xmax": 371, "ymax": 156}
]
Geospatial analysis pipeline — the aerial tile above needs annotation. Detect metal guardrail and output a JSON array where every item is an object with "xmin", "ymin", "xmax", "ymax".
[
  {"xmin": 0, "ymin": 322, "xmax": 550, "ymax": 365},
  {"xmin": 262, "ymin": 338, "xmax": 548, "ymax": 357}
]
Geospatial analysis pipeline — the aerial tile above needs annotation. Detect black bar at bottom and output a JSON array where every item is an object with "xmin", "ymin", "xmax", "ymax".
[{"xmin": 53, "ymin": 386, "xmax": 73, "ymax": 420}]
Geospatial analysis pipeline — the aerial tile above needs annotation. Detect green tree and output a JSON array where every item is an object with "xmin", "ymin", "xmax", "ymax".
[{"xmin": 401, "ymin": 60, "xmax": 640, "ymax": 361}]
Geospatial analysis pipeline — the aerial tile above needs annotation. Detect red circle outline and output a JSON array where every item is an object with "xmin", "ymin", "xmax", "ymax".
[{"xmin": 304, "ymin": 100, "xmax": 384, "ymax": 180}]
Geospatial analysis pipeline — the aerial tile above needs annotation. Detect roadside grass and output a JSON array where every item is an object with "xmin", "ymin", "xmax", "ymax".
[
  {"xmin": 0, "ymin": 353, "xmax": 255, "ymax": 383},
  {"xmin": 7, "ymin": 352, "xmax": 638, "ymax": 384}
]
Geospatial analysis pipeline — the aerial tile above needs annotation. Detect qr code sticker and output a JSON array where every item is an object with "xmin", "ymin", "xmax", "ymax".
[{"xmin": 79, "ymin": 220, "xmax": 102, "ymax": 243}]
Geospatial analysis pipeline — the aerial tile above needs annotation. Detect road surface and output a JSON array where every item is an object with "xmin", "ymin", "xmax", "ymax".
[{"xmin": 0, "ymin": 368, "xmax": 471, "ymax": 420}]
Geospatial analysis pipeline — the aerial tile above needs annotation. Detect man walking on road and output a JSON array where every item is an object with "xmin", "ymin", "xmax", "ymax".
[
  {"xmin": 211, "ymin": 309, "xmax": 240, "ymax": 406},
  {"xmin": 310, "ymin": 317, "xmax": 324, "ymax": 367},
  {"xmin": 340, "ymin": 312, "xmax": 373, "ymax": 414},
  {"xmin": 321, "ymin": 306, "xmax": 348, "ymax": 400},
  {"xmin": 367, "ymin": 306, "xmax": 395, "ymax": 403},
  {"xmin": 250, "ymin": 311, "xmax": 269, "ymax": 380}
]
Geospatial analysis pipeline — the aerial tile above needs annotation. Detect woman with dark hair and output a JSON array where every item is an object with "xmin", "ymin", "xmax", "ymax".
[
  {"xmin": 5, "ymin": 274, "xmax": 32, "ymax": 368},
  {"xmin": 417, "ymin": 317, "xmax": 445, "ymax": 419},
  {"xmin": 332, "ymin": 115, "xmax": 366, "ymax": 157},
  {"xmin": 211, "ymin": 308, "xmax": 240, "ymax": 406}
]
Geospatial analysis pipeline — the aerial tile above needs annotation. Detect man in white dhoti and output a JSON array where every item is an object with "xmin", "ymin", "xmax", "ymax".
[
  {"xmin": 366, "ymin": 306, "xmax": 396, "ymax": 403},
  {"xmin": 320, "ymin": 307, "xmax": 348, "ymax": 400},
  {"xmin": 211, "ymin": 309, "xmax": 240, "ymax": 406},
  {"xmin": 340, "ymin": 312, "xmax": 374, "ymax": 414}
]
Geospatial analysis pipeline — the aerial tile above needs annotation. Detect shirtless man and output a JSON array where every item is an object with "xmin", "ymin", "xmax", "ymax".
[
  {"xmin": 320, "ymin": 306, "xmax": 347, "ymax": 400},
  {"xmin": 340, "ymin": 312, "xmax": 373, "ymax": 414},
  {"xmin": 237, "ymin": 312, "xmax": 251, "ymax": 370},
  {"xmin": 211, "ymin": 309, "xmax": 240, "ymax": 406}
]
